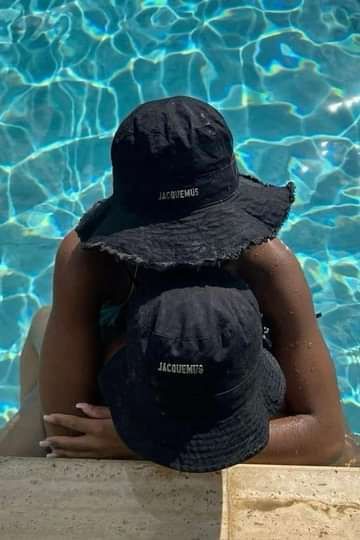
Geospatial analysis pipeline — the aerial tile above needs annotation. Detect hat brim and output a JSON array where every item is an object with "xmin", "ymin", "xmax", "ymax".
[
  {"xmin": 76, "ymin": 174, "xmax": 295, "ymax": 270},
  {"xmin": 98, "ymin": 348, "xmax": 286, "ymax": 473}
]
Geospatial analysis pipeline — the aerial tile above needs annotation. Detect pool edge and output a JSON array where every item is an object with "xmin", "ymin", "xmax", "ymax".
[{"xmin": 0, "ymin": 458, "xmax": 359, "ymax": 539}]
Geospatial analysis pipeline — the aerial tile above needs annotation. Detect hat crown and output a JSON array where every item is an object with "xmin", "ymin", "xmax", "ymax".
[
  {"xmin": 130, "ymin": 272, "xmax": 263, "ymax": 394},
  {"xmin": 111, "ymin": 96, "xmax": 234, "ymax": 193}
]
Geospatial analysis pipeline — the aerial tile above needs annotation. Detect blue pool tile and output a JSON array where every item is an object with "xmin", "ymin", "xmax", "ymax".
[
  {"xmin": 247, "ymin": 104, "xmax": 302, "ymax": 140},
  {"xmin": 0, "ymin": 296, "xmax": 24, "ymax": 350},
  {"xmin": 2, "ymin": 272, "xmax": 30, "ymax": 297}
]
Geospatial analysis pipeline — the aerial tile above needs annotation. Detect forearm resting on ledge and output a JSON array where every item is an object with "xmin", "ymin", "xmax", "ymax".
[{"xmin": 247, "ymin": 414, "xmax": 345, "ymax": 466}]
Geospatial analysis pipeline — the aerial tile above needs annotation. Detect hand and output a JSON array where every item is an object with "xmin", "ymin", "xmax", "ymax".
[{"xmin": 40, "ymin": 403, "xmax": 136, "ymax": 459}]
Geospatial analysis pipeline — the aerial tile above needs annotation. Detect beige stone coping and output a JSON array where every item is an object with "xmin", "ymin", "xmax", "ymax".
[{"xmin": 0, "ymin": 458, "xmax": 359, "ymax": 539}]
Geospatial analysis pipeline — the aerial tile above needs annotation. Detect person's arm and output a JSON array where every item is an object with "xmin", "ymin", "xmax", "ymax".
[
  {"xmin": 39, "ymin": 231, "xmax": 103, "ymax": 437},
  {"xmin": 229, "ymin": 239, "xmax": 346, "ymax": 465},
  {"xmin": 39, "ymin": 404, "xmax": 359, "ymax": 463},
  {"xmin": 39, "ymin": 239, "xmax": 348, "ymax": 463}
]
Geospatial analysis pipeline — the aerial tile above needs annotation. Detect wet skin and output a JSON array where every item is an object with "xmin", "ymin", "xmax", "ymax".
[{"xmin": 39, "ymin": 230, "xmax": 349, "ymax": 465}]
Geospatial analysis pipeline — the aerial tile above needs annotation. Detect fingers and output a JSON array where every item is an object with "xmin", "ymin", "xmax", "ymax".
[
  {"xmin": 40, "ymin": 435, "xmax": 95, "ymax": 452},
  {"xmin": 44, "ymin": 413, "xmax": 98, "ymax": 434},
  {"xmin": 46, "ymin": 448, "xmax": 98, "ymax": 459},
  {"xmin": 40, "ymin": 435, "xmax": 102, "ymax": 459},
  {"xmin": 43, "ymin": 403, "xmax": 111, "ymax": 434},
  {"xmin": 75, "ymin": 403, "xmax": 111, "ymax": 419}
]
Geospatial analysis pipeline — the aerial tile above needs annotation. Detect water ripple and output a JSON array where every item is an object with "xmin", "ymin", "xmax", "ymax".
[{"xmin": 0, "ymin": 0, "xmax": 359, "ymax": 432}]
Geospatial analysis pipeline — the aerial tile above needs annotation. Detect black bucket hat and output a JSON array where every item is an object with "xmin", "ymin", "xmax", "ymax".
[
  {"xmin": 98, "ymin": 269, "xmax": 286, "ymax": 473},
  {"xmin": 76, "ymin": 96, "xmax": 295, "ymax": 270}
]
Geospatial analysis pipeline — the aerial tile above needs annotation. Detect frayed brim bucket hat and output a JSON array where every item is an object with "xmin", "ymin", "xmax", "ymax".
[
  {"xmin": 76, "ymin": 96, "xmax": 295, "ymax": 270},
  {"xmin": 98, "ymin": 269, "xmax": 286, "ymax": 472}
]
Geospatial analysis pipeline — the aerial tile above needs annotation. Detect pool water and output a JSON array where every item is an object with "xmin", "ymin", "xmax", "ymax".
[{"xmin": 0, "ymin": 0, "xmax": 359, "ymax": 433}]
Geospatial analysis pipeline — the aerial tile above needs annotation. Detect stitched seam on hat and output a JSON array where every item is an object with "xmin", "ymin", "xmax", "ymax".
[
  {"xmin": 149, "ymin": 331, "xmax": 211, "ymax": 342},
  {"xmin": 115, "ymin": 156, "xmax": 236, "ymax": 184},
  {"xmin": 175, "ymin": 155, "xmax": 235, "ymax": 181},
  {"xmin": 191, "ymin": 182, "xmax": 239, "ymax": 212},
  {"xmin": 214, "ymin": 361, "xmax": 261, "ymax": 397}
]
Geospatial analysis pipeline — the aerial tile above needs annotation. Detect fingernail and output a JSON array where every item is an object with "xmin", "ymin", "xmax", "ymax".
[
  {"xmin": 46, "ymin": 452, "xmax": 57, "ymax": 459},
  {"xmin": 75, "ymin": 403, "xmax": 88, "ymax": 409},
  {"xmin": 43, "ymin": 415, "xmax": 53, "ymax": 423},
  {"xmin": 39, "ymin": 440, "xmax": 51, "ymax": 448}
]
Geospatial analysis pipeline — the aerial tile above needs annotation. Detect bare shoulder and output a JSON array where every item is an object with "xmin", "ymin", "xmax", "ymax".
[
  {"xmin": 225, "ymin": 238, "xmax": 317, "ymax": 336},
  {"xmin": 54, "ymin": 230, "xmax": 131, "ymax": 306},
  {"xmin": 227, "ymin": 238, "xmax": 298, "ymax": 283},
  {"xmin": 56, "ymin": 229, "xmax": 79, "ymax": 261},
  {"xmin": 56, "ymin": 230, "xmax": 102, "ymax": 274}
]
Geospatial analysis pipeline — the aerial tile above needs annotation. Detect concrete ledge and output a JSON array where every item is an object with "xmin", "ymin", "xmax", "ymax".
[
  {"xmin": 227, "ymin": 465, "xmax": 360, "ymax": 539},
  {"xmin": 0, "ymin": 458, "xmax": 359, "ymax": 540}
]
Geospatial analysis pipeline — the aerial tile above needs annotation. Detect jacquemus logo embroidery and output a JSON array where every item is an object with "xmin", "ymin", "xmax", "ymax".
[
  {"xmin": 158, "ymin": 188, "xmax": 199, "ymax": 201},
  {"xmin": 157, "ymin": 362, "xmax": 204, "ymax": 375}
]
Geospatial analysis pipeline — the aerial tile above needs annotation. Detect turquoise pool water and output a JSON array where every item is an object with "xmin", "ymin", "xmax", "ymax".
[{"xmin": 0, "ymin": 0, "xmax": 359, "ymax": 433}]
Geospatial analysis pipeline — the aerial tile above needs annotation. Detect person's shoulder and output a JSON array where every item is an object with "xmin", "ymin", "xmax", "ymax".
[
  {"xmin": 55, "ymin": 229, "xmax": 131, "ymax": 303},
  {"xmin": 56, "ymin": 229, "xmax": 117, "ymax": 271},
  {"xmin": 243, "ymin": 238, "xmax": 295, "ymax": 267},
  {"xmin": 56, "ymin": 229, "xmax": 79, "ymax": 263},
  {"xmin": 53, "ymin": 230, "xmax": 101, "ymax": 296},
  {"xmin": 225, "ymin": 238, "xmax": 298, "ymax": 284}
]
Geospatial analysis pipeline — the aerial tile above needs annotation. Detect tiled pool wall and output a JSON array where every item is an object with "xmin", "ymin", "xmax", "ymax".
[{"xmin": 0, "ymin": 0, "xmax": 359, "ymax": 432}]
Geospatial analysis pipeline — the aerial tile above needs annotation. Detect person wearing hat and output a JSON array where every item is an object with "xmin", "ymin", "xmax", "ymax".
[{"xmin": 1, "ymin": 97, "xmax": 358, "ymax": 465}]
